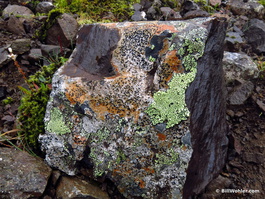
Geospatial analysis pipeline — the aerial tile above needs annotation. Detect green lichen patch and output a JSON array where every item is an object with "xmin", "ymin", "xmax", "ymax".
[
  {"xmin": 146, "ymin": 30, "xmax": 206, "ymax": 127},
  {"xmin": 155, "ymin": 148, "xmax": 179, "ymax": 167},
  {"xmin": 46, "ymin": 108, "xmax": 71, "ymax": 135},
  {"xmin": 146, "ymin": 69, "xmax": 196, "ymax": 128}
]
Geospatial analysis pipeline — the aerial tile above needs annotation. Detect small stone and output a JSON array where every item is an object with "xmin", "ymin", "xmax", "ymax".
[
  {"xmin": 205, "ymin": 175, "xmax": 232, "ymax": 192},
  {"xmin": 160, "ymin": 7, "xmax": 182, "ymax": 20},
  {"xmin": 0, "ymin": 86, "xmax": 6, "ymax": 100},
  {"xmin": 1, "ymin": 115, "xmax": 15, "ymax": 122},
  {"xmin": 11, "ymin": 39, "xmax": 31, "ymax": 55},
  {"xmin": 51, "ymin": 170, "xmax": 61, "ymax": 186},
  {"xmin": 56, "ymin": 176, "xmax": 110, "ymax": 199},
  {"xmin": 242, "ymin": 152, "xmax": 263, "ymax": 164},
  {"xmin": 2, "ymin": 4, "xmax": 34, "ymax": 17},
  {"xmin": 0, "ymin": 47, "xmax": 12, "ymax": 68},
  {"xmin": 7, "ymin": 16, "xmax": 26, "ymax": 35},
  {"xmin": 28, "ymin": 48, "xmax": 42, "ymax": 61},
  {"xmin": 45, "ymin": 13, "xmax": 79, "ymax": 48},
  {"xmin": 255, "ymin": 86, "xmax": 261, "ymax": 92},
  {"xmin": 226, "ymin": 109, "xmax": 235, "ymax": 117},
  {"xmin": 131, "ymin": 11, "xmax": 147, "ymax": 21},
  {"xmin": 0, "ymin": 148, "xmax": 52, "ymax": 198},
  {"xmin": 223, "ymin": 51, "xmax": 259, "ymax": 82},
  {"xmin": 180, "ymin": 0, "xmax": 199, "ymax": 17},
  {"xmin": 244, "ymin": 18, "xmax": 265, "ymax": 53},
  {"xmin": 256, "ymin": 100, "xmax": 265, "ymax": 112},
  {"xmin": 233, "ymin": 138, "xmax": 243, "ymax": 154},
  {"xmin": 21, "ymin": 59, "xmax": 30, "ymax": 65},
  {"xmin": 183, "ymin": 10, "xmax": 210, "ymax": 19},
  {"xmin": 36, "ymin": 1, "xmax": 55, "ymax": 14},
  {"xmin": 228, "ymin": 81, "xmax": 254, "ymax": 105},
  {"xmin": 225, "ymin": 32, "xmax": 243, "ymax": 44},
  {"xmin": 133, "ymin": 3, "xmax": 142, "ymax": 11},
  {"xmin": 209, "ymin": 0, "xmax": 221, "ymax": 6},
  {"xmin": 235, "ymin": 111, "xmax": 244, "ymax": 117},
  {"xmin": 229, "ymin": 0, "xmax": 265, "ymax": 19}
]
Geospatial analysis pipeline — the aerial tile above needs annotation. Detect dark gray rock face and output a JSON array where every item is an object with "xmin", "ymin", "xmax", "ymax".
[
  {"xmin": 0, "ymin": 147, "xmax": 52, "ymax": 199},
  {"xmin": 184, "ymin": 19, "xmax": 228, "ymax": 198},
  {"xmin": 244, "ymin": 18, "xmax": 265, "ymax": 53}
]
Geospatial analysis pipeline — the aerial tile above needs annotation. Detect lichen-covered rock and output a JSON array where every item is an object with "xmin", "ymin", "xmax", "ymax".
[{"xmin": 39, "ymin": 18, "xmax": 228, "ymax": 198}]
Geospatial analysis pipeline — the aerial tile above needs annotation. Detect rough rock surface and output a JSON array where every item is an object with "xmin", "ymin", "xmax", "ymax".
[
  {"xmin": 0, "ymin": 147, "xmax": 52, "ymax": 199},
  {"xmin": 39, "ymin": 18, "xmax": 228, "ymax": 199},
  {"xmin": 56, "ymin": 176, "xmax": 110, "ymax": 199}
]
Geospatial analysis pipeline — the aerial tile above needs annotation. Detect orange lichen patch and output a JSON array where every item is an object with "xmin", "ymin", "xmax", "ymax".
[
  {"xmin": 182, "ymin": 145, "xmax": 188, "ymax": 151},
  {"xmin": 164, "ymin": 50, "xmax": 183, "ymax": 73},
  {"xmin": 155, "ymin": 24, "xmax": 178, "ymax": 35},
  {"xmin": 89, "ymin": 97, "xmax": 140, "ymax": 121},
  {"xmin": 65, "ymin": 82, "xmax": 88, "ymax": 105},
  {"xmin": 143, "ymin": 167, "xmax": 155, "ymax": 174},
  {"xmin": 157, "ymin": 50, "xmax": 184, "ymax": 88},
  {"xmin": 158, "ymin": 40, "xmax": 170, "ymax": 57},
  {"xmin": 138, "ymin": 179, "xmax": 145, "ymax": 189},
  {"xmin": 73, "ymin": 134, "xmax": 87, "ymax": 145},
  {"xmin": 157, "ymin": 133, "xmax": 167, "ymax": 141}
]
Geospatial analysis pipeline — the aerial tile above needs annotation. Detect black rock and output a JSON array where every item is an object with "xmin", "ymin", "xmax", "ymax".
[{"xmin": 184, "ymin": 19, "xmax": 228, "ymax": 198}]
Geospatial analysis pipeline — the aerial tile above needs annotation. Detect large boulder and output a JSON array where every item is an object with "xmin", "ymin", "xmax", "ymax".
[{"xmin": 39, "ymin": 18, "xmax": 228, "ymax": 198}]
